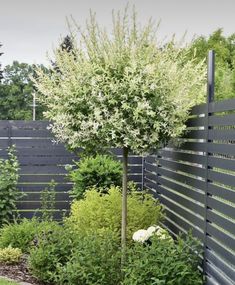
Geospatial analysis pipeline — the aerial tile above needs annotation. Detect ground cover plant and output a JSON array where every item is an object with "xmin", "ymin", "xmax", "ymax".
[
  {"xmin": 0, "ymin": 218, "xmax": 59, "ymax": 253},
  {"xmin": 0, "ymin": 278, "xmax": 19, "ymax": 285}
]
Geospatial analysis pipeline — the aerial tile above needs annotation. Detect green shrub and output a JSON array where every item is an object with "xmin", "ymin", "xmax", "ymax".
[
  {"xmin": 0, "ymin": 247, "xmax": 22, "ymax": 264},
  {"xmin": 41, "ymin": 179, "xmax": 56, "ymax": 221},
  {"xmin": 0, "ymin": 218, "xmax": 59, "ymax": 253},
  {"xmin": 54, "ymin": 231, "xmax": 121, "ymax": 285},
  {"xmin": 123, "ymin": 234, "xmax": 203, "ymax": 285},
  {"xmin": 0, "ymin": 146, "xmax": 21, "ymax": 226},
  {"xmin": 67, "ymin": 154, "xmax": 122, "ymax": 199},
  {"xmin": 28, "ymin": 225, "xmax": 79, "ymax": 283},
  {"xmin": 66, "ymin": 186, "xmax": 163, "ymax": 241}
]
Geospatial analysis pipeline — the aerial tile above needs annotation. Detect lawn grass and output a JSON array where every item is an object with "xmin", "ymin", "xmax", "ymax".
[{"xmin": 0, "ymin": 278, "xmax": 19, "ymax": 285}]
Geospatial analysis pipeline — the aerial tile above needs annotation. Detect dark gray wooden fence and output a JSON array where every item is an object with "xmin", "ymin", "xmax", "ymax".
[
  {"xmin": 0, "ymin": 120, "xmax": 143, "ymax": 220},
  {"xmin": 144, "ymin": 99, "xmax": 235, "ymax": 285}
]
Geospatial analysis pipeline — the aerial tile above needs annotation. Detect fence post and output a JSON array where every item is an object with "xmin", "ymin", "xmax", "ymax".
[
  {"xmin": 141, "ymin": 156, "xmax": 145, "ymax": 191},
  {"xmin": 7, "ymin": 121, "xmax": 12, "ymax": 148},
  {"xmin": 203, "ymin": 50, "xmax": 215, "ymax": 274}
]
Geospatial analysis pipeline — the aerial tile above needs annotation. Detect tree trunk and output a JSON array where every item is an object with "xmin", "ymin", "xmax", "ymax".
[{"xmin": 121, "ymin": 147, "xmax": 128, "ymax": 261}]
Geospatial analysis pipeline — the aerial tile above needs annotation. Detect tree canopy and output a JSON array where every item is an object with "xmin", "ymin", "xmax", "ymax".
[
  {"xmin": 0, "ymin": 43, "xmax": 3, "ymax": 81},
  {"xmin": 188, "ymin": 29, "xmax": 235, "ymax": 100},
  {"xmin": 0, "ymin": 61, "xmax": 46, "ymax": 120},
  {"xmin": 34, "ymin": 11, "xmax": 206, "ymax": 155}
]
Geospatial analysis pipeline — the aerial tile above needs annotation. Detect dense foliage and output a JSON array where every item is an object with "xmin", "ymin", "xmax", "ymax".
[
  {"xmin": 0, "ymin": 43, "xmax": 3, "ymax": 81},
  {"xmin": 123, "ymin": 234, "xmax": 203, "ymax": 285},
  {"xmin": 66, "ymin": 186, "xmax": 163, "ymax": 241},
  {"xmin": 29, "ymin": 228, "xmax": 121, "ymax": 284},
  {"xmin": 0, "ymin": 247, "xmax": 22, "ymax": 264},
  {"xmin": 67, "ymin": 154, "xmax": 122, "ymax": 199},
  {"xmin": 34, "ymin": 10, "xmax": 205, "ymax": 154},
  {"xmin": 0, "ymin": 147, "xmax": 21, "ymax": 226},
  {"xmin": 28, "ymin": 220, "xmax": 203, "ymax": 285},
  {"xmin": 0, "ymin": 61, "xmax": 47, "ymax": 120},
  {"xmin": 0, "ymin": 218, "xmax": 59, "ymax": 253},
  {"xmin": 188, "ymin": 29, "xmax": 235, "ymax": 100}
]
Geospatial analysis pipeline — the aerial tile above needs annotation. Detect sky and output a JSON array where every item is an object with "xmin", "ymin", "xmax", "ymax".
[{"xmin": 0, "ymin": 0, "xmax": 234, "ymax": 67}]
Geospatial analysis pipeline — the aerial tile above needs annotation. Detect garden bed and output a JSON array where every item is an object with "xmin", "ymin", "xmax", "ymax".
[{"xmin": 0, "ymin": 257, "xmax": 43, "ymax": 285}]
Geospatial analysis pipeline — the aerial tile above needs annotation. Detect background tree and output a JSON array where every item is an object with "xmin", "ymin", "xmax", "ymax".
[
  {"xmin": 0, "ymin": 61, "xmax": 47, "ymax": 120},
  {"xmin": 0, "ymin": 43, "xmax": 3, "ymax": 81},
  {"xmin": 188, "ymin": 29, "xmax": 235, "ymax": 100},
  {"xmin": 33, "ymin": 9, "xmax": 206, "ymax": 251}
]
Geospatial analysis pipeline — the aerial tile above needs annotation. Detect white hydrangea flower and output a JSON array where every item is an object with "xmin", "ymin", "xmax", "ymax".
[
  {"xmin": 132, "ymin": 229, "xmax": 149, "ymax": 243},
  {"xmin": 146, "ymin": 226, "xmax": 158, "ymax": 235}
]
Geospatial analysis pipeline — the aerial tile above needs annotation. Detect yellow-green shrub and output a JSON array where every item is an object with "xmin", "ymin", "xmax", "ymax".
[
  {"xmin": 66, "ymin": 186, "xmax": 163, "ymax": 241},
  {"xmin": 0, "ymin": 247, "xmax": 22, "ymax": 264}
]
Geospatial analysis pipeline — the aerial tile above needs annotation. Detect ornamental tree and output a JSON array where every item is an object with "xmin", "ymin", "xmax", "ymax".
[{"xmin": 33, "ymin": 9, "xmax": 206, "ymax": 250}]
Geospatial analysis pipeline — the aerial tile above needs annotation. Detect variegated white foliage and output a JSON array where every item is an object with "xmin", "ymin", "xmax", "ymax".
[{"xmin": 33, "ymin": 9, "xmax": 206, "ymax": 154}]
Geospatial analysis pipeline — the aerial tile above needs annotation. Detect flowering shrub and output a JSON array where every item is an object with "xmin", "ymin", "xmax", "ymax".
[
  {"xmin": 123, "ymin": 233, "xmax": 203, "ymax": 285},
  {"xmin": 133, "ymin": 225, "xmax": 173, "ymax": 243}
]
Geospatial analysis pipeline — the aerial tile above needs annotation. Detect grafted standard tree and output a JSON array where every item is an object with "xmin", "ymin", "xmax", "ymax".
[{"xmin": 33, "ymin": 9, "xmax": 206, "ymax": 252}]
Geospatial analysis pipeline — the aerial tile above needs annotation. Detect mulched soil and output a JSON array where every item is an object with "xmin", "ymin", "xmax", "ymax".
[{"xmin": 0, "ymin": 255, "xmax": 45, "ymax": 285}]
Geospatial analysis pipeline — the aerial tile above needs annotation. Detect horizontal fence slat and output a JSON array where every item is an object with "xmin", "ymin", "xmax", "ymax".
[
  {"xmin": 207, "ymin": 209, "xmax": 235, "ymax": 236},
  {"xmin": 159, "ymin": 158, "xmax": 205, "ymax": 178},
  {"xmin": 209, "ymin": 98, "xmax": 235, "ymax": 113},
  {"xmin": 19, "ymin": 192, "xmax": 70, "ymax": 202},
  {"xmin": 206, "ymin": 262, "xmax": 234, "ymax": 285},
  {"xmin": 16, "ymin": 201, "xmax": 70, "ymax": 210},
  {"xmin": 187, "ymin": 116, "xmax": 206, "ymax": 127},
  {"xmin": 17, "ymin": 184, "xmax": 72, "ymax": 192},
  {"xmin": 208, "ymin": 169, "xmax": 235, "ymax": 188},
  {"xmin": 158, "ymin": 185, "xmax": 204, "ymax": 216},
  {"xmin": 11, "ymin": 139, "xmax": 66, "ymax": 148},
  {"xmin": 158, "ymin": 176, "xmax": 204, "ymax": 203},
  {"xmin": 207, "ymin": 223, "xmax": 235, "ymax": 252},
  {"xmin": 156, "ymin": 194, "xmax": 204, "ymax": 229},
  {"xmin": 208, "ymin": 143, "xmax": 235, "ymax": 156},
  {"xmin": 144, "ymin": 162, "xmax": 157, "ymax": 173},
  {"xmin": 19, "ymin": 175, "xmax": 68, "ymax": 183},
  {"xmin": 191, "ymin": 104, "xmax": 207, "ymax": 115},
  {"xmin": 17, "ymin": 210, "xmax": 68, "ymax": 220},
  {"xmin": 19, "ymin": 156, "xmax": 79, "ymax": 165},
  {"xmin": 209, "ymin": 113, "xmax": 235, "ymax": 127},
  {"xmin": 205, "ymin": 250, "xmax": 235, "ymax": 283},
  {"xmin": 207, "ymin": 196, "xmax": 235, "ymax": 220},
  {"xmin": 19, "ymin": 165, "xmax": 68, "ymax": 174},
  {"xmin": 11, "ymin": 129, "xmax": 52, "ymax": 137},
  {"xmin": 208, "ymin": 183, "xmax": 235, "ymax": 203},
  {"xmin": 158, "ymin": 149, "xmax": 205, "ymax": 165},
  {"xmin": 183, "ymin": 129, "xmax": 206, "ymax": 139},
  {"xmin": 13, "ymin": 148, "xmax": 78, "ymax": 156},
  {"xmin": 207, "ymin": 236, "xmax": 235, "ymax": 267},
  {"xmin": 168, "ymin": 142, "xmax": 206, "ymax": 152},
  {"xmin": 208, "ymin": 129, "xmax": 235, "ymax": 141},
  {"xmin": 208, "ymin": 156, "xmax": 235, "ymax": 172},
  {"xmin": 158, "ymin": 167, "xmax": 206, "ymax": 191}
]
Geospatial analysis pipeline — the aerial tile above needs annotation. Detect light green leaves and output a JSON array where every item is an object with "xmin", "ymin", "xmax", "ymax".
[{"xmin": 34, "ymin": 8, "xmax": 206, "ymax": 154}]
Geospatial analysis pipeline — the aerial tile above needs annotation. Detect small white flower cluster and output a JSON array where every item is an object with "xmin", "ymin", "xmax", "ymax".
[{"xmin": 132, "ymin": 225, "xmax": 173, "ymax": 243}]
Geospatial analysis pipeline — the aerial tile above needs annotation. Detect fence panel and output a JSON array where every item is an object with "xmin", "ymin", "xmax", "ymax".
[
  {"xmin": 144, "ymin": 98, "xmax": 235, "ymax": 285},
  {"xmin": 0, "ymin": 120, "xmax": 143, "ymax": 220}
]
